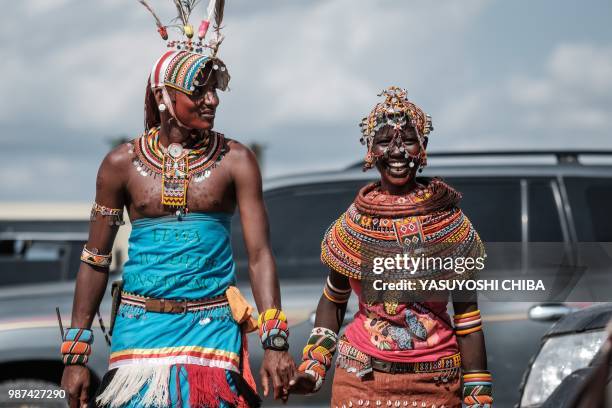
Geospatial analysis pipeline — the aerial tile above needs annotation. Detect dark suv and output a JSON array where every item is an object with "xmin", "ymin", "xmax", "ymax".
[{"xmin": 0, "ymin": 151, "xmax": 611, "ymax": 407}]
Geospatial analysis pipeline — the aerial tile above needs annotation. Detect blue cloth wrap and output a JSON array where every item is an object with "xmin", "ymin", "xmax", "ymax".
[
  {"xmin": 122, "ymin": 212, "xmax": 236, "ymax": 299},
  {"xmin": 108, "ymin": 213, "xmax": 242, "ymax": 407}
]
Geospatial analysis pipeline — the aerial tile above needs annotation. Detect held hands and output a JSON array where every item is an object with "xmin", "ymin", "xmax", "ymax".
[
  {"xmin": 260, "ymin": 349, "xmax": 296, "ymax": 402},
  {"xmin": 288, "ymin": 371, "xmax": 317, "ymax": 394}
]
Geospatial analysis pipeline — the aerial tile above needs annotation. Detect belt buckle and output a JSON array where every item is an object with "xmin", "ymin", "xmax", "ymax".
[{"xmin": 376, "ymin": 360, "xmax": 393, "ymax": 373}]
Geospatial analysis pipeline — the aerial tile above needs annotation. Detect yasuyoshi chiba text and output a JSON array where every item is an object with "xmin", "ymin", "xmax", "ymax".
[{"xmin": 372, "ymin": 279, "xmax": 546, "ymax": 291}]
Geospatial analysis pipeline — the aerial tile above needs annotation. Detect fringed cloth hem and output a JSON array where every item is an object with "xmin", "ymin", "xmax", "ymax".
[{"xmin": 96, "ymin": 364, "xmax": 259, "ymax": 408}]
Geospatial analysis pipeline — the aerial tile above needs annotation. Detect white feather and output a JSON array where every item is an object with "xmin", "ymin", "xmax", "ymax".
[{"xmin": 206, "ymin": 0, "xmax": 217, "ymax": 22}]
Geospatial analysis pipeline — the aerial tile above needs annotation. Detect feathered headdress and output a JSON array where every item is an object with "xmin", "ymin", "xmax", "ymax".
[
  {"xmin": 139, "ymin": 0, "xmax": 230, "ymax": 129},
  {"xmin": 138, "ymin": 0, "xmax": 229, "ymax": 94},
  {"xmin": 138, "ymin": 0, "xmax": 226, "ymax": 55}
]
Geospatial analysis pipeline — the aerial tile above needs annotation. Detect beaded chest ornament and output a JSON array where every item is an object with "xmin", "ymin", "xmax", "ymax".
[{"xmin": 130, "ymin": 127, "xmax": 226, "ymax": 213}]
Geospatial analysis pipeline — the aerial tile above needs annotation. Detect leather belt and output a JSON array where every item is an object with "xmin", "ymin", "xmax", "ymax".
[
  {"xmin": 120, "ymin": 291, "xmax": 229, "ymax": 314},
  {"xmin": 370, "ymin": 353, "xmax": 462, "ymax": 374}
]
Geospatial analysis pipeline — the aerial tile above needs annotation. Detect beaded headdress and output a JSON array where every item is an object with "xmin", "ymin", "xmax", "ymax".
[
  {"xmin": 359, "ymin": 87, "xmax": 433, "ymax": 170},
  {"xmin": 139, "ymin": 0, "xmax": 230, "ymax": 127}
]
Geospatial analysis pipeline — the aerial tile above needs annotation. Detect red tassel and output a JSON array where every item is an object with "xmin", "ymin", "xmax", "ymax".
[
  {"xmin": 186, "ymin": 365, "xmax": 239, "ymax": 408},
  {"xmin": 238, "ymin": 330, "xmax": 257, "ymax": 408}
]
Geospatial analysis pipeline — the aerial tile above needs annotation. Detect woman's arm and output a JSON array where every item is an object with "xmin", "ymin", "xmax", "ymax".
[
  {"xmin": 62, "ymin": 149, "xmax": 127, "ymax": 408},
  {"xmin": 452, "ymin": 290, "xmax": 492, "ymax": 407},
  {"xmin": 452, "ymin": 297, "xmax": 487, "ymax": 371},
  {"xmin": 313, "ymin": 270, "xmax": 351, "ymax": 331},
  {"xmin": 289, "ymin": 269, "xmax": 351, "ymax": 394},
  {"xmin": 230, "ymin": 142, "xmax": 295, "ymax": 400}
]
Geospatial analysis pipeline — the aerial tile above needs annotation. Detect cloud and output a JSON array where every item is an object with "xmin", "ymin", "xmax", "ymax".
[
  {"xmin": 1, "ymin": 0, "xmax": 611, "ymax": 201},
  {"xmin": 220, "ymin": 0, "xmax": 491, "ymax": 132},
  {"xmin": 433, "ymin": 42, "xmax": 612, "ymax": 152},
  {"xmin": 507, "ymin": 43, "xmax": 612, "ymax": 132}
]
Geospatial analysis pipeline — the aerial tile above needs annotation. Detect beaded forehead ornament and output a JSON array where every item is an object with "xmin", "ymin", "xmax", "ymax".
[
  {"xmin": 139, "ymin": 0, "xmax": 230, "ymax": 127},
  {"xmin": 359, "ymin": 87, "xmax": 433, "ymax": 170}
]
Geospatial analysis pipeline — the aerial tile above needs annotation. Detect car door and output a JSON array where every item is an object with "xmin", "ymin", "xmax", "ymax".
[{"xmin": 444, "ymin": 176, "xmax": 564, "ymax": 407}]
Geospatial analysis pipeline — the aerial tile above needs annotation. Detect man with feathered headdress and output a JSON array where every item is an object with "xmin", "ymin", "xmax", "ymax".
[{"xmin": 60, "ymin": 2, "xmax": 295, "ymax": 407}]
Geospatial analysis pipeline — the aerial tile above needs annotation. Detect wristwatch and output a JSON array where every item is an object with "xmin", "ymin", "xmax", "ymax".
[{"xmin": 263, "ymin": 334, "xmax": 289, "ymax": 351}]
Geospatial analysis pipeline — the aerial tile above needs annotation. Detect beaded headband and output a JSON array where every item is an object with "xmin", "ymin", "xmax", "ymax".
[
  {"xmin": 359, "ymin": 87, "xmax": 433, "ymax": 170},
  {"xmin": 138, "ymin": 0, "xmax": 230, "ymax": 94}
]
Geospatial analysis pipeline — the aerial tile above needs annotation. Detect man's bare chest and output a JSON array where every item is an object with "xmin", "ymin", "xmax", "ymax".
[{"xmin": 125, "ymin": 166, "xmax": 235, "ymax": 219}]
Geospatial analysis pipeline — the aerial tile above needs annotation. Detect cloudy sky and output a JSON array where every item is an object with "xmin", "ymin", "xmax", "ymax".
[{"xmin": 1, "ymin": 0, "xmax": 611, "ymax": 202}]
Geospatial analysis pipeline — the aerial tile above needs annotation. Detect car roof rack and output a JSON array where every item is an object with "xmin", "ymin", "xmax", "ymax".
[{"xmin": 345, "ymin": 150, "xmax": 612, "ymax": 169}]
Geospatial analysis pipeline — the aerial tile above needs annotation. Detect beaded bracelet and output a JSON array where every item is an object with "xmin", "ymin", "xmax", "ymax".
[
  {"xmin": 322, "ymin": 277, "xmax": 352, "ymax": 304},
  {"xmin": 299, "ymin": 327, "xmax": 338, "ymax": 392},
  {"xmin": 463, "ymin": 370, "xmax": 493, "ymax": 407},
  {"xmin": 61, "ymin": 328, "xmax": 94, "ymax": 366},
  {"xmin": 258, "ymin": 308, "xmax": 289, "ymax": 348},
  {"xmin": 90, "ymin": 203, "xmax": 125, "ymax": 226},
  {"xmin": 454, "ymin": 309, "xmax": 483, "ymax": 336},
  {"xmin": 80, "ymin": 246, "xmax": 112, "ymax": 268}
]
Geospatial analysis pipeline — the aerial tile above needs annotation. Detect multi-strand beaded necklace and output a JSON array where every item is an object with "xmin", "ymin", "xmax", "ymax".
[{"xmin": 130, "ymin": 127, "xmax": 226, "ymax": 214}]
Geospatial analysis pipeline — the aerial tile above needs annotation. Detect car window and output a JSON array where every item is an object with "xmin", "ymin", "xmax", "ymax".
[
  {"xmin": 0, "ymin": 221, "xmax": 89, "ymax": 286},
  {"xmin": 232, "ymin": 181, "xmax": 365, "ymax": 280},
  {"xmin": 528, "ymin": 180, "xmax": 564, "ymax": 242},
  {"xmin": 565, "ymin": 177, "xmax": 612, "ymax": 241},
  {"xmin": 0, "ymin": 240, "xmax": 86, "ymax": 285},
  {"xmin": 444, "ymin": 178, "xmax": 522, "ymax": 242}
]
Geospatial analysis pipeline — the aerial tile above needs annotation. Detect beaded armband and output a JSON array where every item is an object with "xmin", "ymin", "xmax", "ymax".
[
  {"xmin": 298, "ymin": 327, "xmax": 338, "ymax": 393},
  {"xmin": 322, "ymin": 277, "xmax": 352, "ymax": 304},
  {"xmin": 80, "ymin": 246, "xmax": 112, "ymax": 268},
  {"xmin": 454, "ymin": 309, "xmax": 483, "ymax": 336},
  {"xmin": 258, "ymin": 308, "xmax": 289, "ymax": 350},
  {"xmin": 462, "ymin": 370, "xmax": 493, "ymax": 407},
  {"xmin": 61, "ymin": 328, "xmax": 94, "ymax": 366},
  {"xmin": 90, "ymin": 203, "xmax": 125, "ymax": 226}
]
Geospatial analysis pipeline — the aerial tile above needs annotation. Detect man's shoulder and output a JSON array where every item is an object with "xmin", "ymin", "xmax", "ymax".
[
  {"xmin": 100, "ymin": 140, "xmax": 135, "ymax": 172},
  {"xmin": 223, "ymin": 137, "xmax": 257, "ymax": 163}
]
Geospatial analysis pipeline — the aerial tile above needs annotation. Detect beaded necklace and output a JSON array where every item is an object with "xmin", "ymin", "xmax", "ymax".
[
  {"xmin": 321, "ymin": 179, "xmax": 484, "ymax": 313},
  {"xmin": 130, "ymin": 127, "xmax": 226, "ymax": 214}
]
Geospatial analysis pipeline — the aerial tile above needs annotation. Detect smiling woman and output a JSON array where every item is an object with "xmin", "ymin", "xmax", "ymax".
[{"xmin": 289, "ymin": 87, "xmax": 491, "ymax": 408}]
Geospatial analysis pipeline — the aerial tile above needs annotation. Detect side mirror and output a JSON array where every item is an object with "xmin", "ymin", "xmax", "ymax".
[{"xmin": 528, "ymin": 303, "xmax": 574, "ymax": 322}]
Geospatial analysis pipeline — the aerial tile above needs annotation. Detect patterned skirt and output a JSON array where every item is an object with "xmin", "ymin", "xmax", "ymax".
[{"xmin": 331, "ymin": 365, "xmax": 461, "ymax": 408}]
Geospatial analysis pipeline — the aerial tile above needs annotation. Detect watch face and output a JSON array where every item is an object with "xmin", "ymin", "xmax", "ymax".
[{"xmin": 272, "ymin": 336, "xmax": 287, "ymax": 348}]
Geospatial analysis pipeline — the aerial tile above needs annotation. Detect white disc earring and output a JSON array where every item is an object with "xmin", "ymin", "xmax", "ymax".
[{"xmin": 158, "ymin": 103, "xmax": 167, "ymax": 112}]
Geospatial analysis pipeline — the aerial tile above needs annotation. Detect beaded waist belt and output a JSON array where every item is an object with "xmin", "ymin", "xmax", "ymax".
[
  {"xmin": 120, "ymin": 291, "xmax": 229, "ymax": 314},
  {"xmin": 337, "ymin": 336, "xmax": 461, "ymax": 378}
]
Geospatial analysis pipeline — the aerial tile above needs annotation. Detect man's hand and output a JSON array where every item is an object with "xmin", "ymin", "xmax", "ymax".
[
  {"xmin": 259, "ymin": 349, "xmax": 296, "ymax": 402},
  {"xmin": 288, "ymin": 372, "xmax": 317, "ymax": 395},
  {"xmin": 61, "ymin": 365, "xmax": 91, "ymax": 408}
]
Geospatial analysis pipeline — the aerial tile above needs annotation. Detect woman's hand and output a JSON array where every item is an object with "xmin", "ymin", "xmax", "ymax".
[
  {"xmin": 61, "ymin": 365, "xmax": 91, "ymax": 408},
  {"xmin": 288, "ymin": 371, "xmax": 317, "ymax": 395}
]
